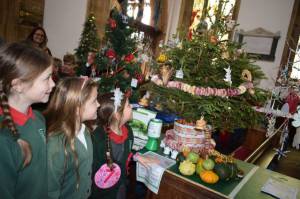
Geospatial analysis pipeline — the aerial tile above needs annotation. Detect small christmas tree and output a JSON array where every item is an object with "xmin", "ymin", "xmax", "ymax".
[
  {"xmin": 143, "ymin": 1, "xmax": 268, "ymax": 131},
  {"xmin": 96, "ymin": 8, "xmax": 142, "ymax": 101},
  {"xmin": 75, "ymin": 13, "xmax": 100, "ymax": 66}
]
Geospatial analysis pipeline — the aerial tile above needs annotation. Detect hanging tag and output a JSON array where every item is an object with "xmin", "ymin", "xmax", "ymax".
[
  {"xmin": 175, "ymin": 69, "xmax": 184, "ymax": 79},
  {"xmin": 131, "ymin": 78, "xmax": 138, "ymax": 88},
  {"xmin": 94, "ymin": 163, "xmax": 121, "ymax": 189}
]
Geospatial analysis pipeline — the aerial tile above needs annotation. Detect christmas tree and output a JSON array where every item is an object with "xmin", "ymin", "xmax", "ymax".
[
  {"xmin": 96, "ymin": 8, "xmax": 142, "ymax": 101},
  {"xmin": 143, "ymin": 1, "xmax": 268, "ymax": 131},
  {"xmin": 75, "ymin": 13, "xmax": 100, "ymax": 66}
]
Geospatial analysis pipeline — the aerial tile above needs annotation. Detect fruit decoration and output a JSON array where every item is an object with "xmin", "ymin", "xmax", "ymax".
[
  {"xmin": 200, "ymin": 170, "xmax": 219, "ymax": 184},
  {"xmin": 196, "ymin": 159, "xmax": 205, "ymax": 175},
  {"xmin": 202, "ymin": 158, "xmax": 215, "ymax": 171},
  {"xmin": 182, "ymin": 146, "xmax": 191, "ymax": 157},
  {"xmin": 186, "ymin": 152, "xmax": 200, "ymax": 164},
  {"xmin": 179, "ymin": 160, "xmax": 196, "ymax": 176}
]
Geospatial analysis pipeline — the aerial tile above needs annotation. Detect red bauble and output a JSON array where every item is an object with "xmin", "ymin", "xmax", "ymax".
[
  {"xmin": 124, "ymin": 53, "xmax": 135, "ymax": 63},
  {"xmin": 109, "ymin": 18, "xmax": 117, "ymax": 29},
  {"xmin": 106, "ymin": 49, "xmax": 116, "ymax": 59}
]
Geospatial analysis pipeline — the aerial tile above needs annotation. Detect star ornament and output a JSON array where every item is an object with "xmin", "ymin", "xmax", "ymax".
[
  {"xmin": 224, "ymin": 66, "xmax": 232, "ymax": 86},
  {"xmin": 273, "ymin": 147, "xmax": 290, "ymax": 160},
  {"xmin": 111, "ymin": 88, "xmax": 124, "ymax": 113}
]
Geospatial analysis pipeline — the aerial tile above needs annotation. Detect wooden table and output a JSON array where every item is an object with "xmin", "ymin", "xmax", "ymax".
[{"xmin": 145, "ymin": 159, "xmax": 300, "ymax": 199}]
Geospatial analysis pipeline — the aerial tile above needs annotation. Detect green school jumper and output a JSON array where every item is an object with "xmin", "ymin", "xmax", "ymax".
[
  {"xmin": 47, "ymin": 125, "xmax": 93, "ymax": 199},
  {"xmin": 89, "ymin": 124, "xmax": 133, "ymax": 199},
  {"xmin": 0, "ymin": 108, "xmax": 47, "ymax": 199}
]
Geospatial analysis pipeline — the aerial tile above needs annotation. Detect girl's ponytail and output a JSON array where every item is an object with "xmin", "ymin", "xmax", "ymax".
[{"xmin": 0, "ymin": 80, "xmax": 32, "ymax": 168}]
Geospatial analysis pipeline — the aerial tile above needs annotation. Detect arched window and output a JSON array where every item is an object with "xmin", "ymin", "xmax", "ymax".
[
  {"xmin": 127, "ymin": 0, "xmax": 151, "ymax": 26},
  {"xmin": 190, "ymin": 0, "xmax": 238, "ymax": 40}
]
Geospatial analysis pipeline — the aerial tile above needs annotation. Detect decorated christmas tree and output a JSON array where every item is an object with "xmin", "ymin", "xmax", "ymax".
[
  {"xmin": 95, "ymin": 8, "xmax": 142, "ymax": 101},
  {"xmin": 142, "ymin": 1, "xmax": 268, "ymax": 131},
  {"xmin": 75, "ymin": 13, "xmax": 100, "ymax": 66}
]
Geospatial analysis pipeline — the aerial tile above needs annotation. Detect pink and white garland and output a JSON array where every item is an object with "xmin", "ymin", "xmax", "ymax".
[{"xmin": 151, "ymin": 75, "xmax": 253, "ymax": 97}]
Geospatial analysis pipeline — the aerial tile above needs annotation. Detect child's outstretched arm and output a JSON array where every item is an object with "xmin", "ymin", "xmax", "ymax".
[{"xmin": 133, "ymin": 153, "xmax": 160, "ymax": 167}]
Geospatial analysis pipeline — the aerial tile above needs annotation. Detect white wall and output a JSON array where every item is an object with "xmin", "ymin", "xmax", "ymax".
[
  {"xmin": 165, "ymin": 0, "xmax": 182, "ymax": 43},
  {"xmin": 237, "ymin": 0, "xmax": 295, "ymax": 90},
  {"xmin": 43, "ymin": 0, "xmax": 88, "ymax": 59}
]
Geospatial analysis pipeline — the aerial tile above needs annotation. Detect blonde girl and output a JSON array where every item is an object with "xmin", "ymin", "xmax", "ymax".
[{"xmin": 45, "ymin": 77, "xmax": 99, "ymax": 199}]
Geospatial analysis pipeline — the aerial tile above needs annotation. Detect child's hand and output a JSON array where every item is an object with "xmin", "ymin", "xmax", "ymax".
[{"xmin": 134, "ymin": 154, "xmax": 159, "ymax": 167}]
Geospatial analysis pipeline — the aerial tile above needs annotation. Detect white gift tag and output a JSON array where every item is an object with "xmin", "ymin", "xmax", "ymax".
[
  {"xmin": 175, "ymin": 69, "xmax": 184, "ymax": 79},
  {"xmin": 131, "ymin": 78, "xmax": 138, "ymax": 88}
]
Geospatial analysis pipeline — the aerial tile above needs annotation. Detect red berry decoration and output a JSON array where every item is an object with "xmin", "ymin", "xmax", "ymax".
[{"xmin": 106, "ymin": 49, "xmax": 116, "ymax": 59}]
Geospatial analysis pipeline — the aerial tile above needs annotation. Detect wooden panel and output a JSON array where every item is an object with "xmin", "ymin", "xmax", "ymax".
[
  {"xmin": 0, "ymin": 0, "xmax": 44, "ymax": 43},
  {"xmin": 244, "ymin": 128, "xmax": 266, "ymax": 151},
  {"xmin": 87, "ymin": 0, "xmax": 111, "ymax": 39},
  {"xmin": 146, "ymin": 171, "xmax": 226, "ymax": 199},
  {"xmin": 177, "ymin": 0, "xmax": 194, "ymax": 38}
]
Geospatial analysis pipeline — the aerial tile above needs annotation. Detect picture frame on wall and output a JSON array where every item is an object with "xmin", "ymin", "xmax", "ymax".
[
  {"xmin": 18, "ymin": 0, "xmax": 44, "ymax": 27},
  {"xmin": 236, "ymin": 28, "xmax": 280, "ymax": 61}
]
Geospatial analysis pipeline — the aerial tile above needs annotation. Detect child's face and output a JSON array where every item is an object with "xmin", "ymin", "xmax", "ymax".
[
  {"xmin": 15, "ymin": 65, "xmax": 55, "ymax": 104},
  {"xmin": 81, "ymin": 87, "xmax": 100, "ymax": 122},
  {"xmin": 87, "ymin": 52, "xmax": 95, "ymax": 64},
  {"xmin": 121, "ymin": 99, "xmax": 132, "ymax": 124}
]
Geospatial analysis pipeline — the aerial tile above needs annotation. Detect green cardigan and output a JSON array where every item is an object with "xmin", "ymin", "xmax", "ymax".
[
  {"xmin": 0, "ymin": 110, "xmax": 47, "ymax": 199},
  {"xmin": 89, "ymin": 125, "xmax": 134, "ymax": 199},
  {"xmin": 47, "ymin": 126, "xmax": 93, "ymax": 199}
]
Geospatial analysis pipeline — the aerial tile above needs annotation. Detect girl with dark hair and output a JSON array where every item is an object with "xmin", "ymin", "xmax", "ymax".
[
  {"xmin": 0, "ymin": 42, "xmax": 55, "ymax": 199},
  {"xmin": 89, "ymin": 89, "xmax": 133, "ymax": 199}
]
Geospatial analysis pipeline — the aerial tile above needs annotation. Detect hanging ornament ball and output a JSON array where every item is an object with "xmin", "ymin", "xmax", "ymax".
[
  {"xmin": 109, "ymin": 18, "xmax": 117, "ymax": 29},
  {"xmin": 122, "ymin": 70, "xmax": 130, "ymax": 79},
  {"xmin": 196, "ymin": 20, "xmax": 208, "ymax": 34},
  {"xmin": 124, "ymin": 53, "xmax": 135, "ymax": 63},
  {"xmin": 210, "ymin": 35, "xmax": 218, "ymax": 45},
  {"xmin": 135, "ymin": 73, "xmax": 144, "ymax": 84},
  {"xmin": 106, "ymin": 49, "xmax": 116, "ymax": 59}
]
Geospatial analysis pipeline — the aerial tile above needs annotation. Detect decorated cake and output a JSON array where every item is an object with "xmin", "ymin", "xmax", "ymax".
[{"xmin": 163, "ymin": 119, "xmax": 215, "ymax": 156}]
